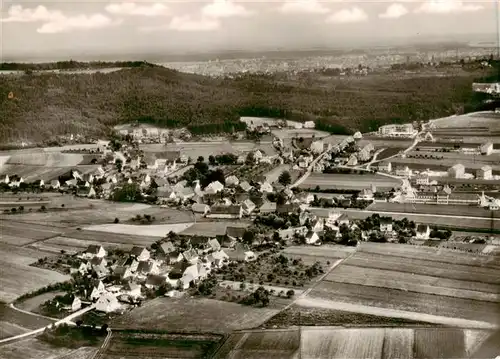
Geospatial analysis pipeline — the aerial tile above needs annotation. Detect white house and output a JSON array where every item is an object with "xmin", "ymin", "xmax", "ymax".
[
  {"xmin": 380, "ymin": 218, "xmax": 393, "ymax": 233},
  {"xmin": 241, "ymin": 199, "xmax": 256, "ymax": 215},
  {"xmin": 278, "ymin": 226, "xmax": 308, "ymax": 240},
  {"xmin": 259, "ymin": 182, "xmax": 274, "ymax": 193},
  {"xmin": 83, "ymin": 245, "xmax": 106, "ymax": 259},
  {"xmin": 395, "ymin": 166, "xmax": 412, "ymax": 177},
  {"xmin": 207, "ymin": 250, "xmax": 229, "ymax": 268},
  {"xmin": 378, "ymin": 162, "xmax": 392, "ymax": 173},
  {"xmin": 71, "ymin": 297, "xmax": 82, "ymax": 312},
  {"xmin": 191, "ymin": 203, "xmax": 210, "ymax": 215},
  {"xmin": 90, "ymin": 280, "xmax": 106, "ymax": 301},
  {"xmin": 205, "ymin": 181, "xmax": 224, "ymax": 194},
  {"xmin": 415, "ymin": 224, "xmax": 431, "ymax": 240},
  {"xmin": 239, "ymin": 181, "xmax": 253, "ymax": 192},
  {"xmin": 123, "ymin": 282, "xmax": 142, "ymax": 298},
  {"xmin": 95, "ymin": 293, "xmax": 121, "ymax": 313},
  {"xmin": 130, "ymin": 247, "xmax": 150, "ymax": 262},
  {"xmin": 206, "ymin": 205, "xmax": 243, "ymax": 219},
  {"xmin": 480, "ymin": 142, "xmax": 493, "ymax": 156},
  {"xmin": 225, "ymin": 175, "xmax": 240, "ymax": 187},
  {"xmin": 305, "ymin": 231, "xmax": 320, "ymax": 245},
  {"xmin": 310, "ymin": 140, "xmax": 324, "ymax": 154},
  {"xmin": 416, "ymin": 173, "xmax": 430, "ymax": 185},
  {"xmin": 304, "ymin": 121, "xmax": 315, "ymax": 129},
  {"xmin": 448, "ymin": 164, "xmax": 465, "ymax": 179},
  {"xmin": 311, "ymin": 219, "xmax": 324, "ymax": 233},
  {"xmin": 476, "ymin": 165, "xmax": 492, "ymax": 180}
]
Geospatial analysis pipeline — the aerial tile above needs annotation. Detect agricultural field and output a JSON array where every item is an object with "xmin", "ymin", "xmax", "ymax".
[
  {"xmin": 327, "ymin": 208, "xmax": 500, "ymax": 231},
  {"xmin": 430, "ymin": 112, "xmax": 500, "ymax": 130},
  {"xmin": 16, "ymin": 291, "xmax": 64, "ymax": 313},
  {"xmin": 30, "ymin": 236, "xmax": 128, "ymax": 254},
  {"xmin": 0, "ymin": 220, "xmax": 63, "ymax": 246},
  {"xmin": 179, "ymin": 221, "xmax": 250, "ymax": 237},
  {"xmin": 375, "ymin": 147, "xmax": 404, "ymax": 161},
  {"xmin": 82, "ymin": 223, "xmax": 193, "ymax": 237},
  {"xmin": 390, "ymin": 156, "xmax": 500, "ymax": 172},
  {"xmin": 305, "ymin": 242, "xmax": 500, "ymax": 326},
  {"xmin": 271, "ymin": 128, "xmax": 331, "ymax": 140},
  {"xmin": 366, "ymin": 202, "xmax": 497, "ymax": 219},
  {"xmin": 112, "ymin": 297, "xmax": 279, "ymax": 334},
  {"xmin": 0, "ymin": 164, "xmax": 99, "ymax": 183},
  {"xmin": 281, "ymin": 245, "xmax": 354, "ymax": 266},
  {"xmin": 0, "ymin": 303, "xmax": 54, "ymax": 330},
  {"xmin": 407, "ymin": 150, "xmax": 500, "ymax": 165},
  {"xmin": 0, "ymin": 243, "xmax": 69, "ymax": 302},
  {"xmin": 102, "ymin": 332, "xmax": 222, "ymax": 359},
  {"xmin": 0, "ymin": 321, "xmax": 28, "ymax": 339},
  {"xmin": 300, "ymin": 173, "xmax": 401, "ymax": 191},
  {"xmin": 0, "ymin": 338, "xmax": 94, "ymax": 359}
]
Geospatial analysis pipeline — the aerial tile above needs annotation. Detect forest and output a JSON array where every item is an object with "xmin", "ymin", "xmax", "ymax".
[{"xmin": 0, "ymin": 60, "xmax": 498, "ymax": 144}]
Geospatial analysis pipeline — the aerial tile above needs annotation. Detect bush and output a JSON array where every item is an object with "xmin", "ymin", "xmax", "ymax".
[{"xmin": 286, "ymin": 289, "xmax": 295, "ymax": 298}]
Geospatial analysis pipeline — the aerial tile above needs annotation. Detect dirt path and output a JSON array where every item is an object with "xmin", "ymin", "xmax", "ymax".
[{"xmin": 295, "ymin": 297, "xmax": 498, "ymax": 329}]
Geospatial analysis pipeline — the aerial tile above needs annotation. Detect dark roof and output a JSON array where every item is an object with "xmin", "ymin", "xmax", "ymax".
[
  {"xmin": 416, "ymin": 224, "xmax": 429, "ymax": 233},
  {"xmin": 210, "ymin": 205, "xmax": 241, "ymax": 215},
  {"xmin": 208, "ymin": 238, "xmax": 221, "ymax": 251},
  {"xmin": 276, "ymin": 203, "xmax": 299, "ymax": 214},
  {"xmin": 130, "ymin": 246, "xmax": 147, "ymax": 257},
  {"xmin": 85, "ymin": 245, "xmax": 102, "ymax": 254},
  {"xmin": 137, "ymin": 261, "xmax": 153, "ymax": 273},
  {"xmin": 295, "ymin": 137, "xmax": 314, "ymax": 150},
  {"xmin": 145, "ymin": 275, "xmax": 166, "ymax": 287},
  {"xmin": 226, "ymin": 226, "xmax": 246, "ymax": 238},
  {"xmin": 154, "ymin": 151, "xmax": 180, "ymax": 162},
  {"xmin": 90, "ymin": 257, "xmax": 105, "ymax": 266},
  {"xmin": 380, "ymin": 218, "xmax": 392, "ymax": 225}
]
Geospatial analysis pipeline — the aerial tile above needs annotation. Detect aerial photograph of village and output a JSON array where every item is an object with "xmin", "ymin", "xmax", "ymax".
[{"xmin": 1, "ymin": 1, "xmax": 500, "ymax": 358}]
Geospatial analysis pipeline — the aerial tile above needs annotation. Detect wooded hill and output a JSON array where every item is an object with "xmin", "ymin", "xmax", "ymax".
[{"xmin": 0, "ymin": 62, "xmax": 497, "ymax": 144}]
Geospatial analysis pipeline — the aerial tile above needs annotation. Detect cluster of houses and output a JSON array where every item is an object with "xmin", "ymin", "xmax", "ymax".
[
  {"xmin": 65, "ymin": 231, "xmax": 259, "ymax": 313},
  {"xmin": 378, "ymin": 124, "xmax": 417, "ymax": 138}
]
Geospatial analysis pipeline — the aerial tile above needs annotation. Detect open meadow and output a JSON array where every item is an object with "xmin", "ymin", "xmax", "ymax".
[
  {"xmin": 0, "ymin": 164, "xmax": 99, "ymax": 183},
  {"xmin": 112, "ymin": 297, "xmax": 279, "ymax": 334},
  {"xmin": 0, "ymin": 243, "xmax": 69, "ymax": 303},
  {"xmin": 179, "ymin": 221, "xmax": 250, "ymax": 237},
  {"xmin": 82, "ymin": 222, "xmax": 193, "ymax": 237},
  {"xmin": 366, "ymin": 202, "xmax": 497, "ymax": 219},
  {"xmin": 0, "ymin": 220, "xmax": 63, "ymax": 246},
  {"xmin": 281, "ymin": 245, "xmax": 355, "ymax": 266},
  {"xmin": 430, "ymin": 112, "xmax": 500, "ymax": 130},
  {"xmin": 390, "ymin": 156, "xmax": 500, "ymax": 172},
  {"xmin": 0, "ymin": 338, "xmax": 96, "ymax": 359},
  {"xmin": 300, "ymin": 173, "xmax": 401, "ymax": 191}
]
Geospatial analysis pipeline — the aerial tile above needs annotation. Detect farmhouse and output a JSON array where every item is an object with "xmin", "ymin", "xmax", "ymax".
[
  {"xmin": 90, "ymin": 280, "xmax": 106, "ymax": 301},
  {"xmin": 476, "ymin": 165, "xmax": 493, "ymax": 180},
  {"xmin": 137, "ymin": 260, "xmax": 160, "ymax": 275},
  {"xmin": 239, "ymin": 181, "xmax": 253, "ymax": 192},
  {"xmin": 70, "ymin": 296, "xmax": 82, "ymax": 312},
  {"xmin": 480, "ymin": 142, "xmax": 493, "ymax": 156},
  {"xmin": 112, "ymin": 266, "xmax": 133, "ymax": 280},
  {"xmin": 310, "ymin": 140, "xmax": 324, "ymax": 154},
  {"xmin": 205, "ymin": 181, "xmax": 224, "ymax": 194},
  {"xmin": 206, "ymin": 250, "xmax": 229, "ymax": 268},
  {"xmin": 130, "ymin": 247, "xmax": 150, "ymax": 262},
  {"xmin": 123, "ymin": 282, "xmax": 142, "ymax": 298},
  {"xmin": 259, "ymin": 182, "xmax": 274, "ymax": 193},
  {"xmin": 304, "ymin": 121, "xmax": 316, "ymax": 128},
  {"xmin": 158, "ymin": 241, "xmax": 176, "ymax": 256},
  {"xmin": 226, "ymin": 243, "xmax": 256, "ymax": 262},
  {"xmin": 206, "ymin": 205, "xmax": 243, "ymax": 219},
  {"xmin": 448, "ymin": 164, "xmax": 465, "ymax": 179},
  {"xmin": 83, "ymin": 245, "xmax": 106, "ymax": 259},
  {"xmin": 305, "ymin": 231, "xmax": 320, "ymax": 245},
  {"xmin": 380, "ymin": 218, "xmax": 393, "ymax": 233},
  {"xmin": 96, "ymin": 293, "xmax": 121, "ymax": 313},
  {"xmin": 357, "ymin": 143, "xmax": 374, "ymax": 162}
]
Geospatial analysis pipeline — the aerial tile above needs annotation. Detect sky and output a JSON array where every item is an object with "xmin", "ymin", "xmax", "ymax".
[{"xmin": 1, "ymin": 0, "xmax": 499, "ymax": 60}]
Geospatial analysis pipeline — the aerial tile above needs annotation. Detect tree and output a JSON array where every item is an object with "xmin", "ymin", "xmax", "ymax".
[
  {"xmin": 286, "ymin": 289, "xmax": 295, "ymax": 298},
  {"xmin": 245, "ymin": 152, "xmax": 255, "ymax": 165},
  {"xmin": 278, "ymin": 171, "xmax": 292, "ymax": 186},
  {"xmin": 242, "ymin": 230, "xmax": 255, "ymax": 245},
  {"xmin": 208, "ymin": 155, "xmax": 216, "ymax": 166},
  {"xmin": 197, "ymin": 156, "xmax": 204, "ymax": 163}
]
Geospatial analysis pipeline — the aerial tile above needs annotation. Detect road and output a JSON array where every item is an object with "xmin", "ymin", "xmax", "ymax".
[
  {"xmin": 0, "ymin": 305, "xmax": 95, "ymax": 344},
  {"xmin": 91, "ymin": 327, "xmax": 112, "ymax": 359},
  {"xmin": 290, "ymin": 150, "xmax": 331, "ymax": 189}
]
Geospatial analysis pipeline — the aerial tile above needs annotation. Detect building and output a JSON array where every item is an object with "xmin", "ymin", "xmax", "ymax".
[
  {"xmin": 415, "ymin": 173, "xmax": 430, "ymax": 185},
  {"xmin": 305, "ymin": 231, "xmax": 320, "ymax": 245},
  {"xmin": 310, "ymin": 140, "xmax": 324, "ymax": 154},
  {"xmin": 278, "ymin": 226, "xmax": 308, "ymax": 240},
  {"xmin": 378, "ymin": 124, "xmax": 415, "ymax": 137},
  {"xmin": 70, "ymin": 296, "xmax": 82, "ymax": 311},
  {"xmin": 304, "ymin": 121, "xmax": 315, "ymax": 129},
  {"xmin": 206, "ymin": 205, "xmax": 243, "ymax": 219},
  {"xmin": 448, "ymin": 164, "xmax": 465, "ymax": 179},
  {"xmin": 205, "ymin": 181, "xmax": 224, "ymax": 194},
  {"xmin": 415, "ymin": 224, "xmax": 431, "ymax": 240},
  {"xmin": 378, "ymin": 162, "xmax": 392, "ymax": 173},
  {"xmin": 225, "ymin": 175, "xmax": 239, "ymax": 187},
  {"xmin": 191, "ymin": 203, "xmax": 210, "ymax": 215},
  {"xmin": 96, "ymin": 293, "xmax": 121, "ymax": 313},
  {"xmin": 476, "ymin": 165, "xmax": 493, "ymax": 180},
  {"xmin": 380, "ymin": 218, "xmax": 393, "ymax": 233},
  {"xmin": 395, "ymin": 166, "xmax": 412, "ymax": 178},
  {"xmin": 480, "ymin": 142, "xmax": 493, "ymax": 156},
  {"xmin": 130, "ymin": 247, "xmax": 150, "ymax": 262},
  {"xmin": 82, "ymin": 245, "xmax": 106, "ymax": 259},
  {"xmin": 357, "ymin": 143, "xmax": 374, "ymax": 162},
  {"xmin": 241, "ymin": 199, "xmax": 256, "ymax": 215}
]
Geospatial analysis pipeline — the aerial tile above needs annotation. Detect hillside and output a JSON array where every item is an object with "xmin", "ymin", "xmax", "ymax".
[{"xmin": 0, "ymin": 64, "xmax": 496, "ymax": 144}]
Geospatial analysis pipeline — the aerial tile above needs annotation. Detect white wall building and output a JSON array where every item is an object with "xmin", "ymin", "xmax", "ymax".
[
  {"xmin": 448, "ymin": 164, "xmax": 465, "ymax": 179},
  {"xmin": 476, "ymin": 165, "xmax": 493, "ymax": 180}
]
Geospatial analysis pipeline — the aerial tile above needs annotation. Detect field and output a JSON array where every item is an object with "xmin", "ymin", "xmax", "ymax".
[
  {"xmin": 390, "ymin": 156, "xmax": 500, "ymax": 172},
  {"xmin": 271, "ymin": 128, "xmax": 331, "ymax": 139},
  {"xmin": 430, "ymin": 112, "xmax": 500, "ymax": 130},
  {"xmin": 0, "ymin": 338, "xmax": 96, "ymax": 359},
  {"xmin": 0, "ymin": 164, "xmax": 99, "ymax": 183},
  {"xmin": 30, "ymin": 236, "xmax": 129, "ymax": 254},
  {"xmin": 281, "ymin": 245, "xmax": 355, "ymax": 265},
  {"xmin": 0, "ymin": 321, "xmax": 28, "ymax": 339},
  {"xmin": 407, "ymin": 149, "xmax": 500, "ymax": 164},
  {"xmin": 300, "ymin": 173, "xmax": 401, "ymax": 191},
  {"xmin": 305, "ymin": 242, "xmax": 500, "ymax": 326},
  {"xmin": 0, "ymin": 303, "xmax": 54, "ymax": 330},
  {"xmin": 102, "ymin": 332, "xmax": 222, "ymax": 359},
  {"xmin": 16, "ymin": 291, "xmax": 64, "ymax": 313},
  {"xmin": 82, "ymin": 223, "xmax": 193, "ymax": 237},
  {"xmin": 321, "ymin": 208, "xmax": 500, "ymax": 231},
  {"xmin": 215, "ymin": 327, "xmax": 497, "ymax": 359},
  {"xmin": 366, "ymin": 202, "xmax": 497, "ymax": 219},
  {"xmin": 112, "ymin": 298, "xmax": 279, "ymax": 333},
  {"xmin": 179, "ymin": 221, "xmax": 250, "ymax": 237},
  {"xmin": 375, "ymin": 147, "xmax": 404, "ymax": 161},
  {"xmin": 0, "ymin": 220, "xmax": 63, "ymax": 246},
  {"xmin": 5, "ymin": 152, "xmax": 85, "ymax": 166},
  {"xmin": 0, "ymin": 243, "xmax": 69, "ymax": 302}
]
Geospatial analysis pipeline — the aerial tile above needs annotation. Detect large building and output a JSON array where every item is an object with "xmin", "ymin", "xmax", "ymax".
[
  {"xmin": 378, "ymin": 124, "xmax": 416, "ymax": 137},
  {"xmin": 476, "ymin": 165, "xmax": 493, "ymax": 180},
  {"xmin": 448, "ymin": 164, "xmax": 465, "ymax": 179}
]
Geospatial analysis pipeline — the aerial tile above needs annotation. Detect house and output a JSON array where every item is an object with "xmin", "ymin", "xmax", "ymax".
[
  {"xmin": 145, "ymin": 275, "xmax": 168, "ymax": 289},
  {"xmin": 448, "ymin": 164, "xmax": 465, "ymax": 179},
  {"xmin": 415, "ymin": 173, "xmax": 430, "ymax": 185},
  {"xmin": 48, "ymin": 179, "xmax": 60, "ymax": 189},
  {"xmin": 225, "ymin": 175, "xmax": 240, "ymax": 187},
  {"xmin": 299, "ymin": 211, "xmax": 317, "ymax": 226},
  {"xmin": 90, "ymin": 281, "xmax": 106, "ymax": 301},
  {"xmin": 206, "ymin": 250, "xmax": 229, "ymax": 268},
  {"xmin": 191, "ymin": 203, "xmax": 210, "ymax": 215},
  {"xmin": 158, "ymin": 241, "xmax": 176, "ymax": 256},
  {"xmin": 304, "ymin": 121, "xmax": 315, "ymax": 129},
  {"xmin": 259, "ymin": 181, "xmax": 273, "ymax": 193},
  {"xmin": 415, "ymin": 224, "xmax": 431, "ymax": 240},
  {"xmin": 377, "ymin": 161, "xmax": 392, "ymax": 173},
  {"xmin": 253, "ymin": 150, "xmax": 263, "ymax": 162},
  {"xmin": 276, "ymin": 203, "xmax": 299, "ymax": 214},
  {"xmin": 311, "ymin": 219, "xmax": 324, "ymax": 233},
  {"xmin": 112, "ymin": 266, "xmax": 133, "ymax": 280},
  {"xmin": 71, "ymin": 296, "xmax": 82, "ymax": 312},
  {"xmin": 278, "ymin": 226, "xmax": 308, "ymax": 240},
  {"xmin": 206, "ymin": 205, "xmax": 243, "ymax": 219},
  {"xmin": 226, "ymin": 226, "xmax": 247, "ymax": 240},
  {"xmin": 157, "ymin": 187, "xmax": 177, "ymax": 202},
  {"xmin": 92, "ymin": 263, "xmax": 109, "ymax": 279},
  {"xmin": 259, "ymin": 201, "xmax": 277, "ymax": 213},
  {"xmin": 357, "ymin": 143, "xmax": 374, "ymax": 162},
  {"xmin": 241, "ymin": 199, "xmax": 256, "ymax": 215},
  {"xmin": 297, "ymin": 192, "xmax": 315, "ymax": 204},
  {"xmin": 82, "ymin": 245, "xmax": 106, "ymax": 259},
  {"xmin": 310, "ymin": 140, "xmax": 324, "ymax": 154},
  {"xmin": 205, "ymin": 181, "xmax": 224, "ymax": 194},
  {"xmin": 476, "ymin": 165, "xmax": 493, "ymax": 180},
  {"xmin": 337, "ymin": 214, "xmax": 350, "ymax": 227},
  {"xmin": 137, "ymin": 260, "xmax": 159, "ymax": 275},
  {"xmin": 65, "ymin": 178, "xmax": 78, "ymax": 187},
  {"xmin": 70, "ymin": 262, "xmax": 90, "ymax": 276},
  {"xmin": 347, "ymin": 155, "xmax": 358, "ymax": 166},
  {"xmin": 130, "ymin": 247, "xmax": 150, "ymax": 262},
  {"xmin": 95, "ymin": 293, "xmax": 121, "ymax": 313},
  {"xmin": 359, "ymin": 187, "xmax": 375, "ymax": 201},
  {"xmin": 480, "ymin": 142, "xmax": 493, "ymax": 156},
  {"xmin": 77, "ymin": 186, "xmax": 96, "ymax": 198},
  {"xmin": 181, "ymin": 264, "xmax": 201, "ymax": 289},
  {"xmin": 177, "ymin": 187, "xmax": 195, "ymax": 201},
  {"xmin": 123, "ymin": 282, "xmax": 142, "ymax": 298},
  {"xmin": 395, "ymin": 166, "xmax": 412, "ymax": 177},
  {"xmin": 207, "ymin": 238, "xmax": 221, "ymax": 252},
  {"xmin": 380, "ymin": 218, "xmax": 393, "ymax": 232},
  {"xmin": 90, "ymin": 256, "xmax": 107, "ymax": 268},
  {"xmin": 239, "ymin": 181, "xmax": 253, "ymax": 192},
  {"xmin": 226, "ymin": 243, "xmax": 256, "ymax": 262},
  {"xmin": 305, "ymin": 231, "xmax": 320, "ymax": 245}
]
